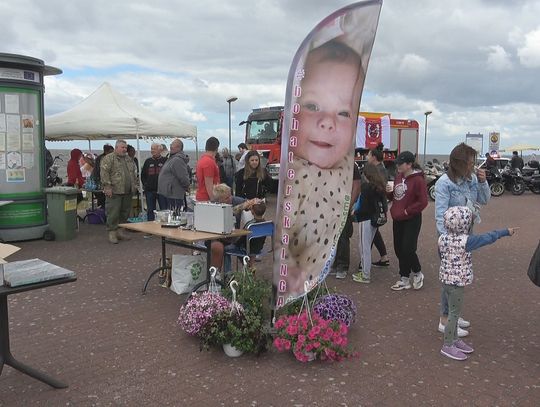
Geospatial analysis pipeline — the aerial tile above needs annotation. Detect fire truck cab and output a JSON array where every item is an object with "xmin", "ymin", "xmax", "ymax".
[
  {"xmin": 240, "ymin": 106, "xmax": 283, "ymax": 181},
  {"xmin": 355, "ymin": 112, "xmax": 419, "ymax": 177}
]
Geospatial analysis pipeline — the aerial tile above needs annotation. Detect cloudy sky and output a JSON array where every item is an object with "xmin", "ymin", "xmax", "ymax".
[{"xmin": 3, "ymin": 0, "xmax": 540, "ymax": 154}]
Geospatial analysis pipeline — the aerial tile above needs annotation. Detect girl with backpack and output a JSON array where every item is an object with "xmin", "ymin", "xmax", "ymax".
[{"xmin": 351, "ymin": 163, "xmax": 387, "ymax": 284}]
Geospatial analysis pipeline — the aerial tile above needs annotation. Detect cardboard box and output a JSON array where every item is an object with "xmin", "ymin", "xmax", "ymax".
[
  {"xmin": 0, "ymin": 243, "xmax": 20, "ymax": 264},
  {"xmin": 0, "ymin": 243, "xmax": 21, "ymax": 286}
]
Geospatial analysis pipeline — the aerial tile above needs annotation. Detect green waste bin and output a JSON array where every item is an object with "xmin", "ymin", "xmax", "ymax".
[{"xmin": 45, "ymin": 187, "xmax": 79, "ymax": 241}]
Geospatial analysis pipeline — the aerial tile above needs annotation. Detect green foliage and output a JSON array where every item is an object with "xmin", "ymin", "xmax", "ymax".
[
  {"xmin": 199, "ymin": 267, "xmax": 273, "ymax": 355},
  {"xmin": 222, "ymin": 268, "xmax": 272, "ymax": 317},
  {"xmin": 200, "ymin": 307, "xmax": 271, "ymax": 355}
]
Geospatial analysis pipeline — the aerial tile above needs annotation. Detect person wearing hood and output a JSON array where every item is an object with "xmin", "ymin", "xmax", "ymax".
[
  {"xmin": 67, "ymin": 148, "xmax": 84, "ymax": 187},
  {"xmin": 438, "ymin": 206, "xmax": 517, "ymax": 361},
  {"xmin": 387, "ymin": 151, "xmax": 428, "ymax": 291},
  {"xmin": 157, "ymin": 138, "xmax": 190, "ymax": 212},
  {"xmin": 435, "ymin": 142, "xmax": 490, "ymax": 337}
]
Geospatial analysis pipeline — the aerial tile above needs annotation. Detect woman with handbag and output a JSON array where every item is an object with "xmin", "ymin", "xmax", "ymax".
[
  {"xmin": 235, "ymin": 150, "xmax": 272, "ymax": 199},
  {"xmin": 351, "ymin": 163, "xmax": 387, "ymax": 284}
]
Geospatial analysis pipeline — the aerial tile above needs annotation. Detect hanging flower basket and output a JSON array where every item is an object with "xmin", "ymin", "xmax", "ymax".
[
  {"xmin": 312, "ymin": 294, "xmax": 357, "ymax": 327},
  {"xmin": 273, "ymin": 310, "xmax": 356, "ymax": 362},
  {"xmin": 177, "ymin": 292, "xmax": 230, "ymax": 336}
]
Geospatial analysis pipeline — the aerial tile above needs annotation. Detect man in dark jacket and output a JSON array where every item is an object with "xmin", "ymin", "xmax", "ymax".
[
  {"xmin": 92, "ymin": 144, "xmax": 114, "ymax": 208},
  {"xmin": 510, "ymin": 151, "xmax": 524, "ymax": 170},
  {"xmin": 141, "ymin": 143, "xmax": 167, "ymax": 221},
  {"xmin": 157, "ymin": 139, "xmax": 191, "ymax": 212}
]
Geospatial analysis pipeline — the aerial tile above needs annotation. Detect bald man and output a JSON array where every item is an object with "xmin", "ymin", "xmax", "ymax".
[{"xmin": 157, "ymin": 139, "xmax": 191, "ymax": 212}]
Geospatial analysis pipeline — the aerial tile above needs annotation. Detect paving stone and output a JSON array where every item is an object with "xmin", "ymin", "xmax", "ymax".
[{"xmin": 0, "ymin": 194, "xmax": 539, "ymax": 405}]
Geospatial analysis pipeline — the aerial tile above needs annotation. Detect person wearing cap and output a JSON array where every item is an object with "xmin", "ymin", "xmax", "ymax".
[{"xmin": 387, "ymin": 151, "xmax": 428, "ymax": 291}]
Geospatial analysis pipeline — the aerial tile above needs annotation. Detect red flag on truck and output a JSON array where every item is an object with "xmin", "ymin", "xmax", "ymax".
[{"xmin": 273, "ymin": 1, "xmax": 383, "ymax": 308}]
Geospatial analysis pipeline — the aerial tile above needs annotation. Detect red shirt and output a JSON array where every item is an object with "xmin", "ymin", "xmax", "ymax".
[{"xmin": 195, "ymin": 153, "xmax": 220, "ymax": 201}]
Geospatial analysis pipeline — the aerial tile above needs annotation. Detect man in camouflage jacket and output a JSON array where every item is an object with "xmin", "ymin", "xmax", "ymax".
[{"xmin": 100, "ymin": 139, "xmax": 138, "ymax": 244}]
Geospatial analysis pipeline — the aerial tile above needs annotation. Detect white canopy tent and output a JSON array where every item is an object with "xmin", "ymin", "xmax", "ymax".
[
  {"xmin": 499, "ymin": 143, "xmax": 540, "ymax": 155},
  {"xmin": 45, "ymin": 82, "xmax": 198, "ymax": 213}
]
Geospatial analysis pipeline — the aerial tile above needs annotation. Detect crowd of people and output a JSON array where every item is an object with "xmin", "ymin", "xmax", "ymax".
[
  {"xmin": 74, "ymin": 137, "xmax": 271, "ymax": 250},
  {"xmin": 333, "ymin": 141, "xmax": 517, "ymax": 362},
  {"xmin": 62, "ymin": 135, "xmax": 521, "ymax": 362}
]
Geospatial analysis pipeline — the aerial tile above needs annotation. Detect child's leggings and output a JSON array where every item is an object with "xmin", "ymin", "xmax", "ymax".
[{"xmin": 442, "ymin": 283, "xmax": 465, "ymax": 346}]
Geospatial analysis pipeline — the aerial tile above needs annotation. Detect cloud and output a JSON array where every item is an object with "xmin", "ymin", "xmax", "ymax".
[
  {"xmin": 398, "ymin": 54, "xmax": 430, "ymax": 77},
  {"xmin": 517, "ymin": 27, "xmax": 540, "ymax": 67},
  {"xmin": 484, "ymin": 45, "xmax": 513, "ymax": 71},
  {"xmin": 2, "ymin": 0, "xmax": 538, "ymax": 154}
]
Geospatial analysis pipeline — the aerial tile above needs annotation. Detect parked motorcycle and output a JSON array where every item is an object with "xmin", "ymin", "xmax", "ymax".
[
  {"xmin": 424, "ymin": 161, "xmax": 444, "ymax": 201},
  {"xmin": 46, "ymin": 155, "xmax": 63, "ymax": 187},
  {"xmin": 501, "ymin": 166, "xmax": 525, "ymax": 195},
  {"xmin": 485, "ymin": 167, "xmax": 505, "ymax": 197},
  {"xmin": 521, "ymin": 161, "xmax": 540, "ymax": 194}
]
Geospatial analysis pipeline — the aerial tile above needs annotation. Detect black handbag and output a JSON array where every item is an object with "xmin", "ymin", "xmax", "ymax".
[
  {"xmin": 527, "ymin": 240, "xmax": 540, "ymax": 287},
  {"xmin": 370, "ymin": 197, "xmax": 387, "ymax": 228}
]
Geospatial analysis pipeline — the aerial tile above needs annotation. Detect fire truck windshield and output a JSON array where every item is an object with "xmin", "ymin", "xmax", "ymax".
[{"xmin": 247, "ymin": 119, "xmax": 279, "ymax": 144}]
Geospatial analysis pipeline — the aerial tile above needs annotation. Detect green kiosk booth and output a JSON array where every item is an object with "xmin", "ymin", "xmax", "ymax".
[{"xmin": 0, "ymin": 54, "xmax": 62, "ymax": 242}]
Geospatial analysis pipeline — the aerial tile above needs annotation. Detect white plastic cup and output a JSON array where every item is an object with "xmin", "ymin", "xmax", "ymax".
[
  {"xmin": 185, "ymin": 212, "xmax": 194, "ymax": 229},
  {"xmin": 386, "ymin": 181, "xmax": 394, "ymax": 193}
]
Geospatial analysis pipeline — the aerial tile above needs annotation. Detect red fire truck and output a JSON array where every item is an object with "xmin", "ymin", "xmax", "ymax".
[
  {"xmin": 240, "ymin": 107, "xmax": 419, "ymax": 180},
  {"xmin": 239, "ymin": 106, "xmax": 284, "ymax": 181},
  {"xmin": 354, "ymin": 112, "xmax": 419, "ymax": 173}
]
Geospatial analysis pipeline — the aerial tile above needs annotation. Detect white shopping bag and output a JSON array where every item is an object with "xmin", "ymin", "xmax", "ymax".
[{"xmin": 170, "ymin": 253, "xmax": 207, "ymax": 294}]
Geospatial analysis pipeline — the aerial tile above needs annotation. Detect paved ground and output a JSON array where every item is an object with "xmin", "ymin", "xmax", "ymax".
[{"xmin": 1, "ymin": 192, "xmax": 539, "ymax": 406}]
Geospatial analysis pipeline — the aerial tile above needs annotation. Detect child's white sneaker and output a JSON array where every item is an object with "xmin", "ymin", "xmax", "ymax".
[
  {"xmin": 438, "ymin": 322, "xmax": 469, "ymax": 337},
  {"xmin": 458, "ymin": 317, "xmax": 470, "ymax": 328}
]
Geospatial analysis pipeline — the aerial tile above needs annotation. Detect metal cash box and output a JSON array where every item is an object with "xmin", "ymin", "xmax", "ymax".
[{"xmin": 193, "ymin": 202, "xmax": 234, "ymax": 234}]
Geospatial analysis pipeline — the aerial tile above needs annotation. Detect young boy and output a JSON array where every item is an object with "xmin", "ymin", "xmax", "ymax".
[
  {"xmin": 439, "ymin": 206, "xmax": 518, "ymax": 361},
  {"xmin": 224, "ymin": 202, "xmax": 267, "ymax": 272},
  {"xmin": 234, "ymin": 202, "xmax": 267, "ymax": 254}
]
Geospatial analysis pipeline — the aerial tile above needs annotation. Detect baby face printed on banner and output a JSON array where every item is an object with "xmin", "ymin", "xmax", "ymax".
[
  {"xmin": 292, "ymin": 41, "xmax": 363, "ymax": 169},
  {"xmin": 272, "ymin": 2, "xmax": 383, "ymax": 309}
]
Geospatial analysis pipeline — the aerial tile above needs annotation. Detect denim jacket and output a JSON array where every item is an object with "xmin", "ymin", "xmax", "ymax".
[{"xmin": 434, "ymin": 173, "xmax": 491, "ymax": 235}]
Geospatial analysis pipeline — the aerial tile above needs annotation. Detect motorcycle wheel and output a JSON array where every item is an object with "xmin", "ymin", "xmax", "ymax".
[
  {"xmin": 428, "ymin": 185, "xmax": 436, "ymax": 201},
  {"xmin": 490, "ymin": 182, "xmax": 505, "ymax": 197},
  {"xmin": 511, "ymin": 181, "xmax": 525, "ymax": 195}
]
